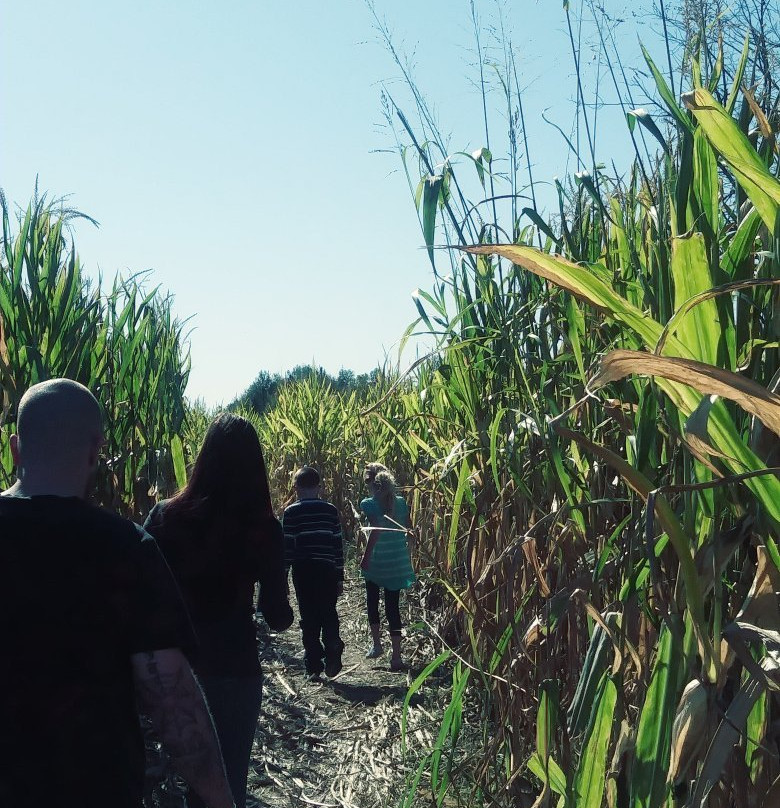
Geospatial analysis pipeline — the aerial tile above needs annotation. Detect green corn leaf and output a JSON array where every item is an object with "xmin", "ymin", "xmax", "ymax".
[
  {"xmin": 422, "ymin": 174, "xmax": 443, "ymax": 267},
  {"xmin": 528, "ymin": 752, "xmax": 569, "ymax": 799},
  {"xmin": 488, "ymin": 406, "xmax": 507, "ymax": 492},
  {"xmin": 521, "ymin": 207, "xmax": 562, "ymax": 248},
  {"xmin": 630, "ymin": 626, "xmax": 683, "ymax": 808},
  {"xmin": 447, "ymin": 457, "xmax": 471, "ymax": 568},
  {"xmin": 170, "ymin": 434, "xmax": 187, "ymax": 490},
  {"xmin": 574, "ymin": 673, "xmax": 617, "ymax": 807},
  {"xmin": 684, "ymin": 88, "xmax": 780, "ymax": 230},
  {"xmin": 708, "ymin": 39, "xmax": 723, "ymax": 92},
  {"xmin": 722, "ymin": 208, "xmax": 762, "ymax": 279},
  {"xmin": 746, "ymin": 685, "xmax": 768, "ymax": 783},
  {"xmin": 692, "ymin": 128, "xmax": 720, "ymax": 239},
  {"xmin": 692, "ymin": 54, "xmax": 703, "ymax": 89},
  {"xmin": 537, "ymin": 679, "xmax": 559, "ymax": 762},
  {"xmin": 401, "ymin": 758, "xmax": 428, "ymax": 808},
  {"xmin": 627, "ymin": 108, "xmax": 670, "ymax": 154},
  {"xmin": 568, "ymin": 614, "xmax": 619, "ymax": 735},
  {"xmin": 565, "ymin": 295, "xmax": 586, "ymax": 380},
  {"xmin": 430, "ymin": 662, "xmax": 470, "ymax": 796},
  {"xmin": 278, "ymin": 416, "xmax": 306, "ymax": 443},
  {"xmin": 726, "ymin": 35, "xmax": 750, "ymax": 115},
  {"xmin": 671, "ymin": 232, "xmax": 720, "ymax": 366},
  {"xmin": 641, "ymin": 45, "xmax": 693, "ymax": 133},
  {"xmin": 463, "ymin": 244, "xmax": 780, "ymax": 526}
]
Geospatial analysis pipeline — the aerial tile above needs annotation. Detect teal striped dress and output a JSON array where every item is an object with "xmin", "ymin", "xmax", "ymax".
[{"xmin": 360, "ymin": 495, "xmax": 415, "ymax": 591}]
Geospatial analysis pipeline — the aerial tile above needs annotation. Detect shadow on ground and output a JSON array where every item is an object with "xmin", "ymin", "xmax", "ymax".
[{"xmin": 328, "ymin": 676, "xmax": 426, "ymax": 707}]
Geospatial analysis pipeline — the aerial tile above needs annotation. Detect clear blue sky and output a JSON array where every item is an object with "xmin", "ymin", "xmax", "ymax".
[{"xmin": 2, "ymin": 0, "xmax": 657, "ymax": 405}]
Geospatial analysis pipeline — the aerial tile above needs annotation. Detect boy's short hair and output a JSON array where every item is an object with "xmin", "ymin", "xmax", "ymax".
[{"xmin": 294, "ymin": 466, "xmax": 321, "ymax": 488}]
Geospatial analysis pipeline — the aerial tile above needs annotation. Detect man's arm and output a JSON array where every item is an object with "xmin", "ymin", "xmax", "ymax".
[
  {"xmin": 333, "ymin": 511, "xmax": 345, "ymax": 596},
  {"xmin": 131, "ymin": 648, "xmax": 234, "ymax": 808},
  {"xmin": 257, "ymin": 518, "xmax": 294, "ymax": 631}
]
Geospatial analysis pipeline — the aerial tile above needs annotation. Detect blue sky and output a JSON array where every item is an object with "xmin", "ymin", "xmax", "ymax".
[{"xmin": 2, "ymin": 0, "xmax": 656, "ymax": 404}]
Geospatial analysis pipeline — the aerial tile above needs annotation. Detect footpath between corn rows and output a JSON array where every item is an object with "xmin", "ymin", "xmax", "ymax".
[{"xmin": 248, "ymin": 567, "xmax": 442, "ymax": 808}]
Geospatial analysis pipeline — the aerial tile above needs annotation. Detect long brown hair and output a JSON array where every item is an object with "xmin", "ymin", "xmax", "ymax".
[{"xmin": 166, "ymin": 413, "xmax": 274, "ymax": 524}]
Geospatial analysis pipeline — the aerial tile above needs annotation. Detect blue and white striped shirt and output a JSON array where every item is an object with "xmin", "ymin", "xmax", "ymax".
[{"xmin": 283, "ymin": 498, "xmax": 344, "ymax": 581}]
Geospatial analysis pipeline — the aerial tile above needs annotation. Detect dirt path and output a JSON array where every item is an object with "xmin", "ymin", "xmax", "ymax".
[{"xmin": 247, "ymin": 569, "xmax": 439, "ymax": 808}]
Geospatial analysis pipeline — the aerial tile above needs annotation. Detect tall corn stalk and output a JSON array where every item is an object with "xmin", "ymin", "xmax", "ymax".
[
  {"xmin": 378, "ymin": 4, "xmax": 780, "ymax": 806},
  {"xmin": 0, "ymin": 191, "xmax": 191, "ymax": 518}
]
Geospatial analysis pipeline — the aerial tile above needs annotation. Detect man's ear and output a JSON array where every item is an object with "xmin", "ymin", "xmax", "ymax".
[
  {"xmin": 87, "ymin": 433, "xmax": 104, "ymax": 469},
  {"xmin": 9, "ymin": 434, "xmax": 19, "ymax": 466}
]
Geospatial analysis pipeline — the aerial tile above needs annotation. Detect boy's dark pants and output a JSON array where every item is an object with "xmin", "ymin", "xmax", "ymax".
[{"xmin": 292, "ymin": 561, "xmax": 343, "ymax": 674}]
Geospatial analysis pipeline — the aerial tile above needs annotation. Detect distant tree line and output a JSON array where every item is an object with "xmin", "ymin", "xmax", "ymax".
[{"xmin": 230, "ymin": 365, "xmax": 381, "ymax": 416}]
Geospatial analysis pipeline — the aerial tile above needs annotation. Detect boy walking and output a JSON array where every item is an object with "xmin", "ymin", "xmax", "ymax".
[{"xmin": 284, "ymin": 466, "xmax": 345, "ymax": 678}]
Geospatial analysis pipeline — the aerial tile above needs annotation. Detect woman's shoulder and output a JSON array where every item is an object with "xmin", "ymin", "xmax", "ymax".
[
  {"xmin": 143, "ymin": 499, "xmax": 171, "ymax": 531},
  {"xmin": 360, "ymin": 497, "xmax": 377, "ymax": 513},
  {"xmin": 144, "ymin": 499, "xmax": 210, "ymax": 546}
]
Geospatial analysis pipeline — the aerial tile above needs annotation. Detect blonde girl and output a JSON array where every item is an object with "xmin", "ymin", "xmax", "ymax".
[{"xmin": 359, "ymin": 463, "xmax": 415, "ymax": 670}]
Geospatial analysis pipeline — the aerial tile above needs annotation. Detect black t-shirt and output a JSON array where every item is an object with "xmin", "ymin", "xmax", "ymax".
[
  {"xmin": 0, "ymin": 495, "xmax": 195, "ymax": 808},
  {"xmin": 144, "ymin": 502, "xmax": 294, "ymax": 677}
]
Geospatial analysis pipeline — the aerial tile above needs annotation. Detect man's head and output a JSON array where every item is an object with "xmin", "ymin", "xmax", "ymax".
[
  {"xmin": 10, "ymin": 379, "xmax": 104, "ymax": 497},
  {"xmin": 294, "ymin": 466, "xmax": 321, "ymax": 498}
]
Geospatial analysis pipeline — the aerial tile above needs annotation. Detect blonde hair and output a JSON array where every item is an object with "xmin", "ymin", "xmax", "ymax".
[
  {"xmin": 364, "ymin": 462, "xmax": 388, "ymax": 484},
  {"xmin": 372, "ymin": 469, "xmax": 397, "ymax": 515}
]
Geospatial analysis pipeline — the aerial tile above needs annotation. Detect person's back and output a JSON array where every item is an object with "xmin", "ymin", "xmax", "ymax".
[
  {"xmin": 145, "ymin": 501, "xmax": 293, "ymax": 676},
  {"xmin": 144, "ymin": 412, "xmax": 293, "ymax": 808},
  {"xmin": 284, "ymin": 466, "xmax": 344, "ymax": 678},
  {"xmin": 360, "ymin": 494, "xmax": 409, "ymax": 532},
  {"xmin": 284, "ymin": 498, "xmax": 344, "ymax": 571},
  {"xmin": 0, "ymin": 496, "xmax": 189, "ymax": 806},
  {"xmin": 359, "ymin": 493, "xmax": 412, "ymax": 592},
  {"xmin": 1, "ymin": 379, "xmax": 235, "ymax": 808},
  {"xmin": 359, "ymin": 466, "xmax": 415, "ymax": 670}
]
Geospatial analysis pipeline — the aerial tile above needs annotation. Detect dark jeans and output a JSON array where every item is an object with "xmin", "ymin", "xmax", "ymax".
[
  {"xmin": 292, "ymin": 562, "xmax": 343, "ymax": 674},
  {"xmin": 365, "ymin": 580, "xmax": 402, "ymax": 635},
  {"xmin": 186, "ymin": 674, "xmax": 263, "ymax": 808}
]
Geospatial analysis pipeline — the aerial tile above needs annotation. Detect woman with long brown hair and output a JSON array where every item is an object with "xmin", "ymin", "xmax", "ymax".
[{"xmin": 144, "ymin": 413, "xmax": 293, "ymax": 808}]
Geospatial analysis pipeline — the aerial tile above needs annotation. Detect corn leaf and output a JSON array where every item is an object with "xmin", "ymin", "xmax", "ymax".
[
  {"xmin": 684, "ymin": 88, "xmax": 780, "ymax": 230},
  {"xmin": 574, "ymin": 673, "xmax": 617, "ymax": 808}
]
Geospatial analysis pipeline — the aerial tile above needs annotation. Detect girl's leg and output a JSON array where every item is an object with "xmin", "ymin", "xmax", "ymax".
[
  {"xmin": 385, "ymin": 589, "xmax": 403, "ymax": 668},
  {"xmin": 389, "ymin": 634, "xmax": 403, "ymax": 669},
  {"xmin": 365, "ymin": 580, "xmax": 383, "ymax": 657}
]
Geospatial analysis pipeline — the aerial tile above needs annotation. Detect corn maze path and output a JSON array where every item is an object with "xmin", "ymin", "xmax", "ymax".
[{"xmin": 247, "ymin": 570, "xmax": 438, "ymax": 808}]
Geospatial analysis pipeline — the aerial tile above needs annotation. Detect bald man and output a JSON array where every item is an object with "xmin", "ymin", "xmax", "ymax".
[{"xmin": 0, "ymin": 379, "xmax": 235, "ymax": 808}]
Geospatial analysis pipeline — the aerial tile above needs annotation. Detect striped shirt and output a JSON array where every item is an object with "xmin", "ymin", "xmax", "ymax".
[{"xmin": 283, "ymin": 498, "xmax": 344, "ymax": 581}]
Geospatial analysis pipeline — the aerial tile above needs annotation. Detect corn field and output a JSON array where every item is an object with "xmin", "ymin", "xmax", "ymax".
[
  {"xmin": 359, "ymin": 3, "xmax": 780, "ymax": 806},
  {"xmin": 2, "ymin": 2, "xmax": 780, "ymax": 807},
  {"xmin": 0, "ymin": 191, "xmax": 191, "ymax": 518}
]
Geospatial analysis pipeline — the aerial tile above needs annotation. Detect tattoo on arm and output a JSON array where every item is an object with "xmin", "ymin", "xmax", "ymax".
[{"xmin": 133, "ymin": 650, "xmax": 231, "ymax": 805}]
